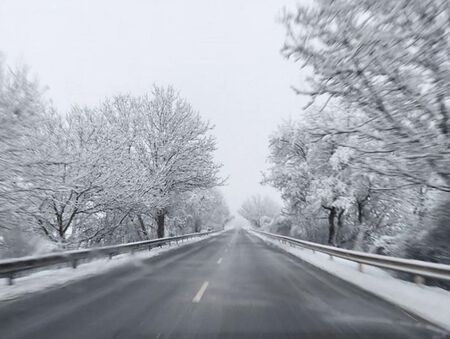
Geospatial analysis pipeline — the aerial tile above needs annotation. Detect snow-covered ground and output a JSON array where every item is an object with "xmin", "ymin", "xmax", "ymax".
[
  {"xmin": 250, "ymin": 230, "xmax": 450, "ymax": 331},
  {"xmin": 0, "ymin": 233, "xmax": 217, "ymax": 302}
]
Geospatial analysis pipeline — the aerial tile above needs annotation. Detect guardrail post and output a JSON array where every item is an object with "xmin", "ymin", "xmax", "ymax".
[
  {"xmin": 8, "ymin": 274, "xmax": 14, "ymax": 286},
  {"xmin": 72, "ymin": 259, "xmax": 78, "ymax": 269},
  {"xmin": 329, "ymin": 254, "xmax": 333, "ymax": 261},
  {"xmin": 358, "ymin": 263, "xmax": 363, "ymax": 272},
  {"xmin": 108, "ymin": 253, "xmax": 113, "ymax": 260},
  {"xmin": 414, "ymin": 275, "xmax": 425, "ymax": 286}
]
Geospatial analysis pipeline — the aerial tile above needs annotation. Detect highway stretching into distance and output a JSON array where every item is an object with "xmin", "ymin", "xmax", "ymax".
[{"xmin": 0, "ymin": 229, "xmax": 447, "ymax": 339}]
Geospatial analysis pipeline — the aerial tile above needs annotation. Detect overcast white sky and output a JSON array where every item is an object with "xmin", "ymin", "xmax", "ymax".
[{"xmin": 0, "ymin": 0, "xmax": 308, "ymax": 213}]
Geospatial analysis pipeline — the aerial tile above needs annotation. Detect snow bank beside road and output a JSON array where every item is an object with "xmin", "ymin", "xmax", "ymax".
[
  {"xmin": 251, "ymin": 230, "xmax": 450, "ymax": 331},
  {"xmin": 0, "ymin": 234, "xmax": 217, "ymax": 302}
]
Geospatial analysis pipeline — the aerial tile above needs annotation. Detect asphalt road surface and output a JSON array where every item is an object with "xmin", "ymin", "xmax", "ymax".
[{"xmin": 0, "ymin": 228, "xmax": 447, "ymax": 339}]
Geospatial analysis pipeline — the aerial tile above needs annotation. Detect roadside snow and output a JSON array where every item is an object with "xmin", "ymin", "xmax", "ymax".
[
  {"xmin": 0, "ymin": 234, "xmax": 217, "ymax": 302},
  {"xmin": 250, "ymin": 230, "xmax": 450, "ymax": 331}
]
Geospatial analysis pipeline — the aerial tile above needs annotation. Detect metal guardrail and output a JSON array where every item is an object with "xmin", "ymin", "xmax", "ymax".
[
  {"xmin": 0, "ymin": 231, "xmax": 218, "ymax": 285},
  {"xmin": 252, "ymin": 229, "xmax": 450, "ymax": 284}
]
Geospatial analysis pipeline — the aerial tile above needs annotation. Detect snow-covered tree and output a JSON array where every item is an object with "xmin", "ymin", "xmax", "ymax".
[
  {"xmin": 1, "ymin": 76, "xmax": 225, "ymax": 255},
  {"xmin": 262, "ymin": 0, "xmax": 450, "ymax": 258},
  {"xmin": 263, "ymin": 119, "xmax": 419, "ymax": 248},
  {"xmin": 27, "ymin": 86, "xmax": 224, "ymax": 244},
  {"xmin": 17, "ymin": 106, "xmax": 140, "ymax": 246},
  {"xmin": 98, "ymin": 87, "xmax": 223, "ymax": 238},
  {"xmin": 263, "ymin": 121, "xmax": 354, "ymax": 245},
  {"xmin": 0, "ymin": 60, "xmax": 53, "ymax": 253},
  {"xmin": 166, "ymin": 188, "xmax": 231, "ymax": 235},
  {"xmin": 282, "ymin": 0, "xmax": 450, "ymax": 192}
]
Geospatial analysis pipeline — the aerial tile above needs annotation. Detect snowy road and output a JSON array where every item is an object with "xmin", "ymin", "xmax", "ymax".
[{"xmin": 0, "ymin": 229, "xmax": 446, "ymax": 338}]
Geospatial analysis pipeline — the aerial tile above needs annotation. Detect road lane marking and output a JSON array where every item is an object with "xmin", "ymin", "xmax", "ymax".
[
  {"xmin": 192, "ymin": 281, "xmax": 209, "ymax": 303},
  {"xmin": 217, "ymin": 257, "xmax": 223, "ymax": 264}
]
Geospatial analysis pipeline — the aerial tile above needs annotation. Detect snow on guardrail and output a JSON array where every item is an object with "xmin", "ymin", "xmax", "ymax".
[
  {"xmin": 252, "ymin": 229, "xmax": 450, "ymax": 284},
  {"xmin": 0, "ymin": 230, "xmax": 219, "ymax": 285}
]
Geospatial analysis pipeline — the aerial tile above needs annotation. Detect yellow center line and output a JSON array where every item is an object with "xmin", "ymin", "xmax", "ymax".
[{"xmin": 192, "ymin": 281, "xmax": 209, "ymax": 303}]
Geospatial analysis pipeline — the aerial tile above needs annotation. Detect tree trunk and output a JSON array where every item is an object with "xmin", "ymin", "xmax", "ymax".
[
  {"xmin": 194, "ymin": 218, "xmax": 201, "ymax": 233},
  {"xmin": 336, "ymin": 209, "xmax": 345, "ymax": 245},
  {"xmin": 357, "ymin": 201, "xmax": 363, "ymax": 224},
  {"xmin": 137, "ymin": 215, "xmax": 149, "ymax": 239},
  {"xmin": 327, "ymin": 207, "xmax": 337, "ymax": 246},
  {"xmin": 156, "ymin": 209, "xmax": 165, "ymax": 238},
  {"xmin": 337, "ymin": 209, "xmax": 344, "ymax": 229},
  {"xmin": 416, "ymin": 185, "xmax": 427, "ymax": 226},
  {"xmin": 56, "ymin": 214, "xmax": 65, "ymax": 240},
  {"xmin": 353, "ymin": 201, "xmax": 367, "ymax": 251}
]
